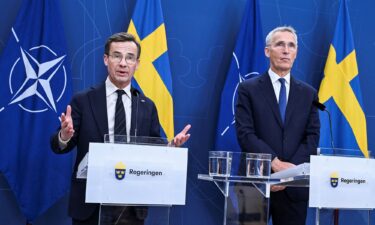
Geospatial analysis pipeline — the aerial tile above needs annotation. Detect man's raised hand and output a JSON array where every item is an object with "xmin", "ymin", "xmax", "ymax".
[{"xmin": 60, "ymin": 105, "xmax": 74, "ymax": 141}]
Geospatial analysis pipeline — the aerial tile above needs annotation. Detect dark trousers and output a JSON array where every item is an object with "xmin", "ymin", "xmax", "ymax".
[
  {"xmin": 270, "ymin": 190, "xmax": 308, "ymax": 225},
  {"xmin": 72, "ymin": 207, "xmax": 99, "ymax": 225}
]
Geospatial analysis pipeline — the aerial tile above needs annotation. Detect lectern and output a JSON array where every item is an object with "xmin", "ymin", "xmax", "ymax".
[
  {"xmin": 198, "ymin": 152, "xmax": 309, "ymax": 225},
  {"xmin": 80, "ymin": 135, "xmax": 188, "ymax": 225},
  {"xmin": 310, "ymin": 148, "xmax": 375, "ymax": 225},
  {"xmin": 199, "ymin": 149, "xmax": 375, "ymax": 225}
]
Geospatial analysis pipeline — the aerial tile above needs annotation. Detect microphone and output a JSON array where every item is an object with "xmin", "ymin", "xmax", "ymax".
[
  {"xmin": 132, "ymin": 88, "xmax": 140, "ymax": 140},
  {"xmin": 312, "ymin": 102, "xmax": 340, "ymax": 225},
  {"xmin": 313, "ymin": 100, "xmax": 326, "ymax": 111},
  {"xmin": 313, "ymin": 100, "xmax": 334, "ymax": 150}
]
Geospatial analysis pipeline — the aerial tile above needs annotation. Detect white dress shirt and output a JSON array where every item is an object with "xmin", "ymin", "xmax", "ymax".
[
  {"xmin": 268, "ymin": 68, "xmax": 290, "ymax": 104},
  {"xmin": 106, "ymin": 77, "xmax": 132, "ymax": 142},
  {"xmin": 59, "ymin": 77, "xmax": 132, "ymax": 147}
]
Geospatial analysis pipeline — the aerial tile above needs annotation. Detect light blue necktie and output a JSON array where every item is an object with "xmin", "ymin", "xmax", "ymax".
[{"xmin": 278, "ymin": 78, "xmax": 286, "ymax": 123}]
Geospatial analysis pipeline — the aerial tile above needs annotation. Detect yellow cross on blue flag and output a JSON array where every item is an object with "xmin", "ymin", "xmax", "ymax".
[
  {"xmin": 318, "ymin": 0, "xmax": 368, "ymax": 157},
  {"xmin": 127, "ymin": 0, "xmax": 174, "ymax": 140}
]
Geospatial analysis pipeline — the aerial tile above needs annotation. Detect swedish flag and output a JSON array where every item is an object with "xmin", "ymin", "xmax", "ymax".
[
  {"xmin": 318, "ymin": 0, "xmax": 368, "ymax": 157},
  {"xmin": 127, "ymin": 0, "xmax": 174, "ymax": 139}
]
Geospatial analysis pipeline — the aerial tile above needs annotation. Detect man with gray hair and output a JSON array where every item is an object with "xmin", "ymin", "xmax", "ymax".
[{"xmin": 235, "ymin": 26, "xmax": 320, "ymax": 225}]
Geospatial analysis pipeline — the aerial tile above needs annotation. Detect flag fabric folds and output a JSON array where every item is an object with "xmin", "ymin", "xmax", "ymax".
[
  {"xmin": 127, "ymin": 0, "xmax": 174, "ymax": 140},
  {"xmin": 215, "ymin": 0, "xmax": 267, "ymax": 153},
  {"xmin": 0, "ymin": 0, "xmax": 73, "ymax": 221},
  {"xmin": 214, "ymin": 0, "xmax": 268, "ymax": 220},
  {"xmin": 318, "ymin": 0, "xmax": 368, "ymax": 157}
]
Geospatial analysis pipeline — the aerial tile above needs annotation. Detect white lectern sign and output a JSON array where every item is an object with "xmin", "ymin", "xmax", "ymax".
[
  {"xmin": 309, "ymin": 155, "xmax": 375, "ymax": 209},
  {"xmin": 86, "ymin": 143, "xmax": 188, "ymax": 205}
]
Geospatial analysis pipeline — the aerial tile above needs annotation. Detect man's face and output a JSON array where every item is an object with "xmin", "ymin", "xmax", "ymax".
[
  {"xmin": 265, "ymin": 31, "xmax": 297, "ymax": 76},
  {"xmin": 103, "ymin": 41, "xmax": 139, "ymax": 89}
]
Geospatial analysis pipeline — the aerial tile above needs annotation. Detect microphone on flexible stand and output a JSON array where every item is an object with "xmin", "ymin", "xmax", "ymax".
[
  {"xmin": 132, "ymin": 88, "xmax": 140, "ymax": 143},
  {"xmin": 313, "ymin": 100, "xmax": 339, "ymax": 225},
  {"xmin": 313, "ymin": 100, "xmax": 334, "ymax": 150},
  {"xmin": 130, "ymin": 88, "xmax": 148, "ymax": 218}
]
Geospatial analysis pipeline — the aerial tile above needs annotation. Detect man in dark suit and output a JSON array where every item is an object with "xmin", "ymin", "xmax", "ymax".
[
  {"xmin": 51, "ymin": 32, "xmax": 191, "ymax": 225},
  {"xmin": 235, "ymin": 26, "xmax": 320, "ymax": 225}
]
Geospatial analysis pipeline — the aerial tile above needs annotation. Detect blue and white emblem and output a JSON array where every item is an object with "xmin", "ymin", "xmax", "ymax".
[
  {"xmin": 1, "ymin": 28, "xmax": 68, "ymax": 114},
  {"xmin": 219, "ymin": 52, "xmax": 260, "ymax": 137}
]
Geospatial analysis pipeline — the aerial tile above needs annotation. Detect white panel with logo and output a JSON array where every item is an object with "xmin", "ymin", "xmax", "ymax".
[
  {"xmin": 309, "ymin": 155, "xmax": 375, "ymax": 209},
  {"xmin": 85, "ymin": 143, "xmax": 188, "ymax": 205}
]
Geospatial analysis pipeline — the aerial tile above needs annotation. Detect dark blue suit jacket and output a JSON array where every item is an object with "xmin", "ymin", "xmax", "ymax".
[
  {"xmin": 51, "ymin": 82, "xmax": 161, "ymax": 220},
  {"xmin": 235, "ymin": 73, "xmax": 320, "ymax": 201}
]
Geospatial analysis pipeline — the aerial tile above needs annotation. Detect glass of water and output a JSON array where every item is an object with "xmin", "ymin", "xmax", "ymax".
[
  {"xmin": 246, "ymin": 153, "xmax": 271, "ymax": 178},
  {"xmin": 209, "ymin": 151, "xmax": 232, "ymax": 177}
]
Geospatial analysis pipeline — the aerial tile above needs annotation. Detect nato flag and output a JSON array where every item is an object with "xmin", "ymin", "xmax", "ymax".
[
  {"xmin": 215, "ymin": 0, "xmax": 267, "ymax": 154},
  {"xmin": 213, "ymin": 0, "xmax": 268, "ymax": 220},
  {"xmin": 0, "ymin": 0, "xmax": 73, "ymax": 222}
]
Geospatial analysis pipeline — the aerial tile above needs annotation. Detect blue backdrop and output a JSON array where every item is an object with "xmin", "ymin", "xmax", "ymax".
[{"xmin": 1, "ymin": 0, "xmax": 375, "ymax": 225}]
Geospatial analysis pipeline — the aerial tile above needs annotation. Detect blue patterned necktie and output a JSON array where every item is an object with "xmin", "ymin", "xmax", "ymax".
[
  {"xmin": 114, "ymin": 90, "xmax": 127, "ymax": 136},
  {"xmin": 278, "ymin": 78, "xmax": 286, "ymax": 123}
]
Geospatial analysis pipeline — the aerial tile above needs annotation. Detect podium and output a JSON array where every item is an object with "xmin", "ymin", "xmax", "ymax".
[
  {"xmin": 199, "ymin": 149, "xmax": 374, "ymax": 225},
  {"xmin": 310, "ymin": 148, "xmax": 375, "ymax": 225},
  {"xmin": 198, "ymin": 152, "xmax": 309, "ymax": 225},
  {"xmin": 80, "ymin": 135, "xmax": 188, "ymax": 225},
  {"xmin": 198, "ymin": 174, "xmax": 309, "ymax": 225}
]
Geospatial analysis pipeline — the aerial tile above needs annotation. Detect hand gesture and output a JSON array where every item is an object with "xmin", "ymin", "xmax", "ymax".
[
  {"xmin": 60, "ymin": 105, "xmax": 74, "ymax": 141},
  {"xmin": 172, "ymin": 124, "xmax": 191, "ymax": 147}
]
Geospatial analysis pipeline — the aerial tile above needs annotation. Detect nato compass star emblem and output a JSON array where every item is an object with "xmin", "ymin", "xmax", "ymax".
[
  {"xmin": 220, "ymin": 52, "xmax": 260, "ymax": 136},
  {"xmin": 0, "ymin": 28, "xmax": 68, "ymax": 114}
]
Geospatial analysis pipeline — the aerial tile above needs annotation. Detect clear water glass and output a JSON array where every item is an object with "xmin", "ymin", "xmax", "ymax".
[
  {"xmin": 209, "ymin": 151, "xmax": 232, "ymax": 177},
  {"xmin": 246, "ymin": 153, "xmax": 271, "ymax": 178}
]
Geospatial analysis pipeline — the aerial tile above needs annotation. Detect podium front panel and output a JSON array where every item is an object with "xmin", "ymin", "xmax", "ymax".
[
  {"xmin": 310, "ymin": 155, "xmax": 375, "ymax": 209},
  {"xmin": 86, "ymin": 143, "xmax": 188, "ymax": 205}
]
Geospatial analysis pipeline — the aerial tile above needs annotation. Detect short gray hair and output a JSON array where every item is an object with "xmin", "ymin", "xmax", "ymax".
[{"xmin": 265, "ymin": 26, "xmax": 298, "ymax": 47}]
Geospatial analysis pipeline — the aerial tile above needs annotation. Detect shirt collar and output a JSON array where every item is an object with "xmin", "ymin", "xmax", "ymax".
[
  {"xmin": 268, "ymin": 68, "xmax": 290, "ymax": 85},
  {"xmin": 105, "ymin": 77, "xmax": 132, "ymax": 98}
]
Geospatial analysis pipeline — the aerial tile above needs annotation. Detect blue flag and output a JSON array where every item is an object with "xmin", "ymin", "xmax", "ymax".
[
  {"xmin": 318, "ymin": 0, "xmax": 368, "ymax": 157},
  {"xmin": 214, "ymin": 0, "xmax": 268, "ymax": 220},
  {"xmin": 0, "ymin": 0, "xmax": 73, "ymax": 221},
  {"xmin": 215, "ymin": 0, "xmax": 268, "ymax": 153}
]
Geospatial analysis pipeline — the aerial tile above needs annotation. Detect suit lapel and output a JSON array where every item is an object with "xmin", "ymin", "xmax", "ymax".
[
  {"xmin": 88, "ymin": 83, "xmax": 108, "ymax": 139},
  {"xmin": 258, "ymin": 73, "xmax": 283, "ymax": 127},
  {"xmin": 284, "ymin": 76, "xmax": 300, "ymax": 127}
]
